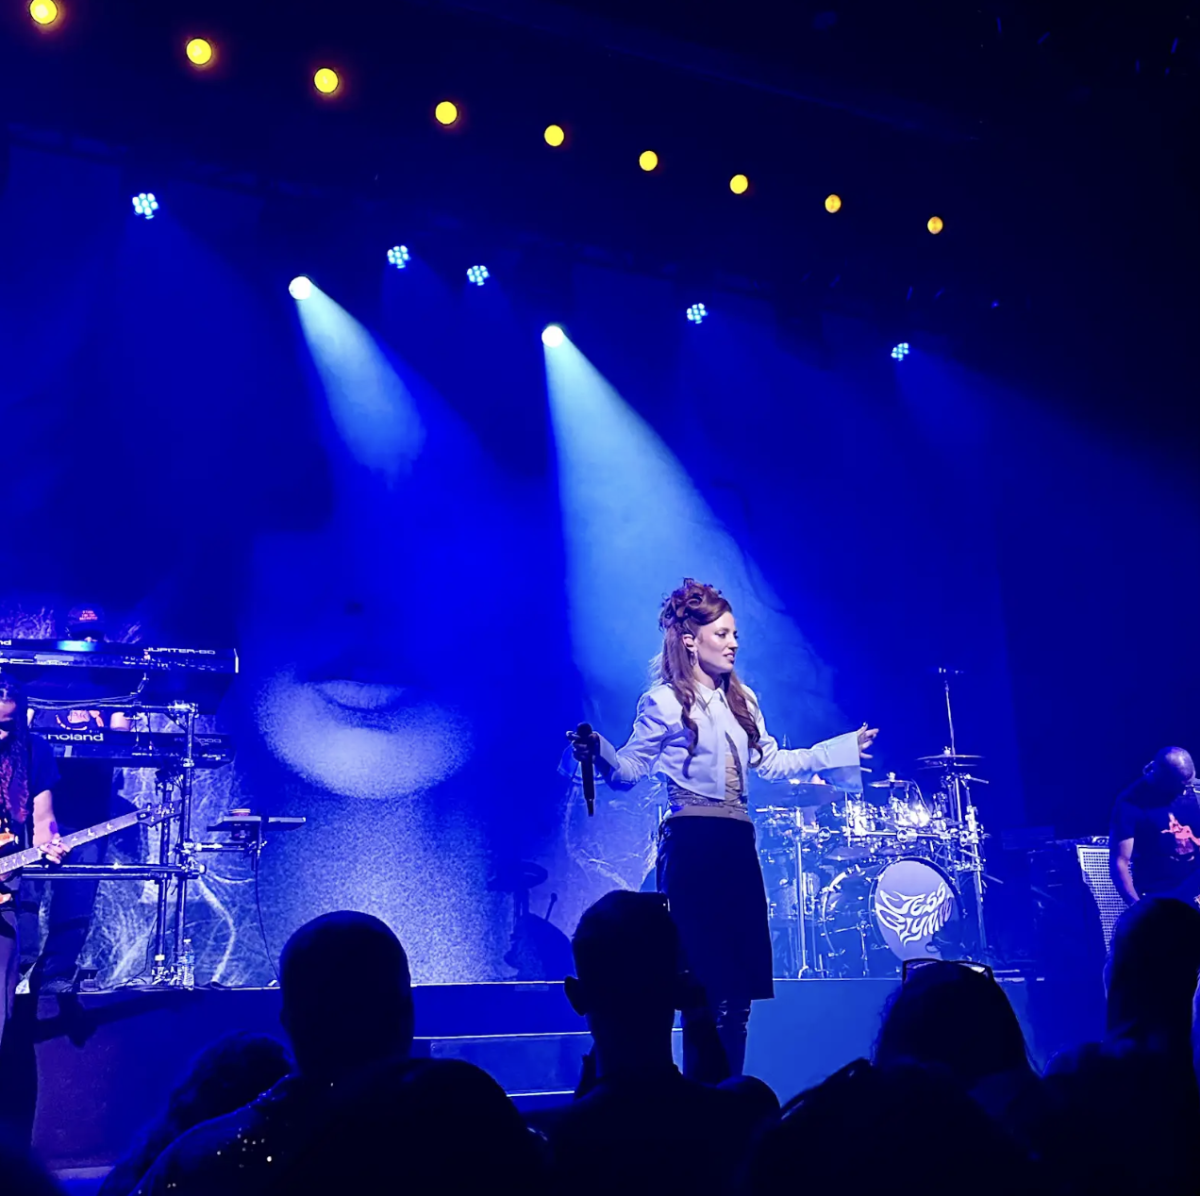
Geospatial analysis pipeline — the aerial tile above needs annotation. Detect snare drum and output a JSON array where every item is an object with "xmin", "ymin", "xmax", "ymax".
[{"xmin": 817, "ymin": 856, "xmax": 963, "ymax": 978}]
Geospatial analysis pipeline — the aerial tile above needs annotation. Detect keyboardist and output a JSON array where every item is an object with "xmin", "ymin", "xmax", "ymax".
[{"xmin": 22, "ymin": 605, "xmax": 130, "ymax": 995}]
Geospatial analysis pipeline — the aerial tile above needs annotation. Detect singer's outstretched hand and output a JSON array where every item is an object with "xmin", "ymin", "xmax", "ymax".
[
  {"xmin": 857, "ymin": 724, "xmax": 880, "ymax": 759},
  {"xmin": 566, "ymin": 728, "xmax": 600, "ymax": 763}
]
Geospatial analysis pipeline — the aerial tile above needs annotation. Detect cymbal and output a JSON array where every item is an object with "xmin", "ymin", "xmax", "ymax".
[
  {"xmin": 916, "ymin": 752, "xmax": 983, "ymax": 769},
  {"xmin": 868, "ymin": 776, "xmax": 913, "ymax": 790},
  {"xmin": 779, "ymin": 782, "xmax": 835, "ymax": 806},
  {"xmin": 817, "ymin": 765, "xmax": 864, "ymax": 791}
]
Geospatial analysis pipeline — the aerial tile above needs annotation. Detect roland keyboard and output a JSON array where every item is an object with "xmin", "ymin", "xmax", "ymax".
[
  {"xmin": 0, "ymin": 640, "xmax": 237, "ymax": 712},
  {"xmin": 36, "ymin": 729, "xmax": 236, "ymax": 770}
]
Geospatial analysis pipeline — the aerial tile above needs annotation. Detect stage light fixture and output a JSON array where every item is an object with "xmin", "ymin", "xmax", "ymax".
[
  {"xmin": 544, "ymin": 124, "xmax": 565, "ymax": 148},
  {"xmin": 542, "ymin": 324, "xmax": 565, "ymax": 348},
  {"xmin": 927, "ymin": 216, "xmax": 944, "ymax": 234},
  {"xmin": 466, "ymin": 265, "xmax": 489, "ymax": 286},
  {"xmin": 686, "ymin": 303, "xmax": 708, "ymax": 325},
  {"xmin": 131, "ymin": 193, "xmax": 159, "ymax": 220},
  {"xmin": 289, "ymin": 276, "xmax": 314, "ymax": 300},
  {"xmin": 639, "ymin": 150, "xmax": 659, "ymax": 172},
  {"xmin": 729, "ymin": 174, "xmax": 749, "ymax": 195},
  {"xmin": 185, "ymin": 38, "xmax": 213, "ymax": 66},
  {"xmin": 891, "ymin": 342, "xmax": 911, "ymax": 361},
  {"xmin": 314, "ymin": 68, "xmax": 340, "ymax": 95},
  {"xmin": 435, "ymin": 101, "xmax": 459, "ymax": 126},
  {"xmin": 29, "ymin": 0, "xmax": 59, "ymax": 26},
  {"xmin": 825, "ymin": 194, "xmax": 842, "ymax": 213},
  {"xmin": 387, "ymin": 245, "xmax": 411, "ymax": 269}
]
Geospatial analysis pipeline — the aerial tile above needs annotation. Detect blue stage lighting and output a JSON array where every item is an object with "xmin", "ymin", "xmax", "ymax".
[
  {"xmin": 289, "ymin": 276, "xmax": 314, "ymax": 301},
  {"xmin": 686, "ymin": 303, "xmax": 707, "ymax": 324},
  {"xmin": 131, "ymin": 193, "xmax": 159, "ymax": 220},
  {"xmin": 542, "ymin": 324, "xmax": 565, "ymax": 348},
  {"xmin": 466, "ymin": 265, "xmax": 489, "ymax": 286},
  {"xmin": 387, "ymin": 245, "xmax": 411, "ymax": 269},
  {"xmin": 890, "ymin": 342, "xmax": 911, "ymax": 361}
]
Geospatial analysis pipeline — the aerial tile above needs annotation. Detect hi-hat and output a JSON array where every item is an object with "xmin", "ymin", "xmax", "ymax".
[{"xmin": 869, "ymin": 775, "xmax": 914, "ymax": 791}]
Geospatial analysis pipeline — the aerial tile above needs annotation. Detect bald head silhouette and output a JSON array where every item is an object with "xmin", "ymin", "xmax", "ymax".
[
  {"xmin": 1146, "ymin": 747, "xmax": 1196, "ymax": 795},
  {"xmin": 279, "ymin": 911, "xmax": 414, "ymax": 1083}
]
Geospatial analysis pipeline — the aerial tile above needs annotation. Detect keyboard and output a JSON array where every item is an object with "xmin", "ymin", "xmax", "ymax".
[
  {"xmin": 0, "ymin": 640, "xmax": 237, "ymax": 712},
  {"xmin": 36, "ymin": 729, "xmax": 235, "ymax": 770}
]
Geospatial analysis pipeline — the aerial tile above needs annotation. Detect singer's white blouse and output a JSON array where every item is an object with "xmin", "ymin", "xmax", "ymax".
[{"xmin": 596, "ymin": 683, "xmax": 860, "ymax": 805}]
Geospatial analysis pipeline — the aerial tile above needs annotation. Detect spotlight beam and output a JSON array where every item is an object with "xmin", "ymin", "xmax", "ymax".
[
  {"xmin": 544, "ymin": 336, "xmax": 840, "ymax": 733},
  {"xmin": 293, "ymin": 283, "xmax": 425, "ymax": 483}
]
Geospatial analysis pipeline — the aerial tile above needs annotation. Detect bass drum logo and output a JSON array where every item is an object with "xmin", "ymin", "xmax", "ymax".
[{"xmin": 874, "ymin": 858, "xmax": 958, "ymax": 958}]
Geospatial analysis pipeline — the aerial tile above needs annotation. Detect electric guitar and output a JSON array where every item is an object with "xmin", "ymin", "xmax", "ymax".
[{"xmin": 0, "ymin": 802, "xmax": 176, "ymax": 904}]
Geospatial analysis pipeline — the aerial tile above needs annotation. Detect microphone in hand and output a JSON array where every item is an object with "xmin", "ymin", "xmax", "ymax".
[{"xmin": 572, "ymin": 722, "xmax": 597, "ymax": 817}]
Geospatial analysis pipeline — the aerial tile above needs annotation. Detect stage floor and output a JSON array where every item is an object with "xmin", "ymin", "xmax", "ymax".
[{"xmin": 8, "ymin": 977, "xmax": 1055, "ymax": 1172}]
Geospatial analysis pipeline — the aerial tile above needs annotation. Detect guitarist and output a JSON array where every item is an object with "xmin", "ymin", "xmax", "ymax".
[
  {"xmin": 1110, "ymin": 747, "xmax": 1199, "ymax": 905},
  {"xmin": 1, "ymin": 674, "xmax": 69, "ymax": 1051},
  {"xmin": 23, "ymin": 605, "xmax": 128, "ymax": 994}
]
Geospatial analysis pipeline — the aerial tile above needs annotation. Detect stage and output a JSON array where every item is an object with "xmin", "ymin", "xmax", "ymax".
[
  {"xmin": 8, "ymin": 976, "xmax": 1057, "ymax": 1173},
  {"xmin": 2, "ymin": 11, "xmax": 1195, "ymax": 1189}
]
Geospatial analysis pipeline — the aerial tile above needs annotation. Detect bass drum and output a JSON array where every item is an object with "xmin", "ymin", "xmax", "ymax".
[{"xmin": 818, "ymin": 856, "xmax": 963, "ymax": 978}]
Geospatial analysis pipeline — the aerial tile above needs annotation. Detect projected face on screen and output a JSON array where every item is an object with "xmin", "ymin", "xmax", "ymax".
[
  {"xmin": 246, "ymin": 521, "xmax": 476, "ymax": 802},
  {"xmin": 239, "ymin": 295, "xmax": 528, "ymax": 804},
  {"xmin": 225, "ymin": 469, "xmax": 530, "ymax": 982}
]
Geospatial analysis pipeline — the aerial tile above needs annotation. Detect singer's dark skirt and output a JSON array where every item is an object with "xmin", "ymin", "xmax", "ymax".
[{"xmin": 656, "ymin": 816, "xmax": 774, "ymax": 1004}]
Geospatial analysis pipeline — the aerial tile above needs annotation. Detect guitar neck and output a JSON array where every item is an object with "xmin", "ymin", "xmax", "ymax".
[{"xmin": 2, "ymin": 809, "xmax": 144, "ymax": 873}]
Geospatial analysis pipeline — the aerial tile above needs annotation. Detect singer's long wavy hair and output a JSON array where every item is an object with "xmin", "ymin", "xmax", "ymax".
[
  {"xmin": 0, "ymin": 674, "xmax": 31, "ymax": 827},
  {"xmin": 654, "ymin": 579, "xmax": 762, "ymax": 764}
]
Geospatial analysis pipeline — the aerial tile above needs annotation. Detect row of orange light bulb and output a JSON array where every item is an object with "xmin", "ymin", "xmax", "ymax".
[{"xmin": 28, "ymin": 2, "xmax": 946, "ymax": 233}]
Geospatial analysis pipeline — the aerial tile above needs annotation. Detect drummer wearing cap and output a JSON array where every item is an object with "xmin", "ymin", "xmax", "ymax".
[
  {"xmin": 568, "ymin": 579, "xmax": 878, "ymax": 1081},
  {"xmin": 21, "ymin": 605, "xmax": 130, "ymax": 994}
]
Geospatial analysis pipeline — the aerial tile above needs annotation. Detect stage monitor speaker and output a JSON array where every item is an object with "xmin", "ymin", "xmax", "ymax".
[{"xmin": 1075, "ymin": 844, "xmax": 1124, "ymax": 950}]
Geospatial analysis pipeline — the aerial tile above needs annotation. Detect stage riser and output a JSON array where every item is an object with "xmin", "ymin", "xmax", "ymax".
[{"xmin": 13, "ymin": 979, "xmax": 1042, "ymax": 1171}]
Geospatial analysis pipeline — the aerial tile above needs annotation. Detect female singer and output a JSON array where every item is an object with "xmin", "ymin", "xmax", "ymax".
[{"xmin": 570, "ymin": 579, "xmax": 877, "ymax": 1078}]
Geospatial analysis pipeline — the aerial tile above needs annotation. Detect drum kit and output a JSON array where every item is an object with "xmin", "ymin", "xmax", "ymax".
[{"xmin": 757, "ymin": 670, "xmax": 990, "ymax": 978}]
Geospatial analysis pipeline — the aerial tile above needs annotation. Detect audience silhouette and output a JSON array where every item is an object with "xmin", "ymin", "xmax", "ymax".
[
  {"xmin": 0, "ymin": 1128, "xmax": 60, "ymax": 1196},
  {"xmin": 99, "ymin": 1032, "xmax": 290, "ymax": 1196},
  {"xmin": 875, "ymin": 961, "xmax": 1047, "ymax": 1152},
  {"xmin": 1042, "ymin": 897, "xmax": 1200, "ymax": 1196},
  {"xmin": 269, "ymin": 1056, "xmax": 546, "ymax": 1195},
  {"xmin": 17, "ymin": 893, "xmax": 1197, "ymax": 1196},
  {"xmin": 536, "ymin": 890, "xmax": 776, "ymax": 1196},
  {"xmin": 131, "ymin": 911, "xmax": 414, "ymax": 1196},
  {"xmin": 745, "ymin": 1058, "xmax": 1039, "ymax": 1196}
]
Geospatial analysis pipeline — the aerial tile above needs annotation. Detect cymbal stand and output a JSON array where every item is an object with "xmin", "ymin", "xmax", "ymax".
[
  {"xmin": 934, "ymin": 669, "xmax": 988, "ymax": 956},
  {"xmin": 957, "ymin": 786, "xmax": 988, "ymax": 958},
  {"xmin": 790, "ymin": 813, "xmax": 819, "ymax": 977},
  {"xmin": 937, "ymin": 667, "xmax": 962, "ymax": 821}
]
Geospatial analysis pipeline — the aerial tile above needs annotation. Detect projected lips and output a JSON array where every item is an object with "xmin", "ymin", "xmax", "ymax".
[
  {"xmin": 311, "ymin": 678, "xmax": 413, "ymax": 714},
  {"xmin": 256, "ymin": 665, "xmax": 473, "ymax": 801}
]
